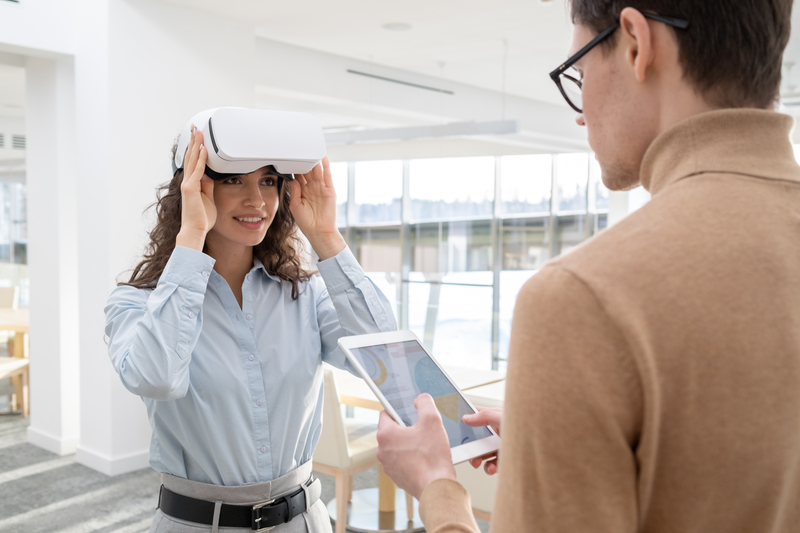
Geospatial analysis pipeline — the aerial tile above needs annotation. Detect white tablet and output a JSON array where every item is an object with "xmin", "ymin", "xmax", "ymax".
[{"xmin": 338, "ymin": 330, "xmax": 501, "ymax": 465}]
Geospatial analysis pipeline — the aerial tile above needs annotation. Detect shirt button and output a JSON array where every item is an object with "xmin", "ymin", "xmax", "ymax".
[
  {"xmin": 261, "ymin": 446, "xmax": 267, "ymax": 453},
  {"xmin": 249, "ymin": 354, "xmax": 255, "ymax": 361},
  {"xmin": 256, "ymin": 399, "xmax": 262, "ymax": 406},
  {"xmin": 201, "ymin": 271, "xmax": 209, "ymax": 278},
  {"xmin": 246, "ymin": 314, "xmax": 253, "ymax": 320},
  {"xmin": 188, "ymin": 311, "xmax": 195, "ymax": 318}
]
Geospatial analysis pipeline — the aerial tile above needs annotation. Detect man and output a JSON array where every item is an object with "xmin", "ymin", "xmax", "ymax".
[{"xmin": 376, "ymin": 1, "xmax": 800, "ymax": 532}]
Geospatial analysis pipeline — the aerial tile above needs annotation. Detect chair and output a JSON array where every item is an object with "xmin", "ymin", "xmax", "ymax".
[
  {"xmin": 0, "ymin": 357, "xmax": 28, "ymax": 417},
  {"xmin": 455, "ymin": 461, "xmax": 498, "ymax": 522},
  {"xmin": 0, "ymin": 286, "xmax": 20, "ymax": 412},
  {"xmin": 313, "ymin": 366, "xmax": 381, "ymax": 533}
]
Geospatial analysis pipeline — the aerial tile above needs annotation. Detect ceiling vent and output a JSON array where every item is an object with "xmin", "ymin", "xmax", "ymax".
[
  {"xmin": 0, "ymin": 134, "xmax": 4, "ymax": 148},
  {"xmin": 11, "ymin": 135, "xmax": 25, "ymax": 150}
]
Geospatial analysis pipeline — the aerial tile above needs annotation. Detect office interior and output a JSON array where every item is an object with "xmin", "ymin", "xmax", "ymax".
[{"xmin": 1, "ymin": 1, "xmax": 800, "ymax": 532}]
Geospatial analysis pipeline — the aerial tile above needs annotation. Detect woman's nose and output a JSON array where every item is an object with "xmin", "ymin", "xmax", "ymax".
[{"xmin": 244, "ymin": 185, "xmax": 265, "ymax": 207}]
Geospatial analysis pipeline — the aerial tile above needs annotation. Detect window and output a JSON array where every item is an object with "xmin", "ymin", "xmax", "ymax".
[
  {"xmin": 409, "ymin": 157, "xmax": 494, "ymax": 221},
  {"xmin": 501, "ymin": 155, "xmax": 551, "ymax": 215},
  {"xmin": 557, "ymin": 153, "xmax": 588, "ymax": 212},
  {"xmin": 338, "ymin": 150, "xmax": 628, "ymax": 371},
  {"xmin": 329, "ymin": 161, "xmax": 348, "ymax": 228},
  {"xmin": 354, "ymin": 160, "xmax": 402, "ymax": 224}
]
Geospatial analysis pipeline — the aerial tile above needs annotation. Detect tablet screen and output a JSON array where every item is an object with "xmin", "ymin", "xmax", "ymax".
[{"xmin": 349, "ymin": 340, "xmax": 493, "ymax": 447}]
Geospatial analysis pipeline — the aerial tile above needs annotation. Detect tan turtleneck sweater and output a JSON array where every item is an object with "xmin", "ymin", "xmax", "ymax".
[{"xmin": 419, "ymin": 109, "xmax": 800, "ymax": 533}]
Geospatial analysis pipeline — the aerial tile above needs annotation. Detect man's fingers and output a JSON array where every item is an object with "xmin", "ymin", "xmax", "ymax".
[
  {"xmin": 413, "ymin": 393, "xmax": 442, "ymax": 426},
  {"xmin": 377, "ymin": 410, "xmax": 401, "ymax": 447},
  {"xmin": 462, "ymin": 409, "xmax": 502, "ymax": 430},
  {"xmin": 485, "ymin": 459, "xmax": 498, "ymax": 475}
]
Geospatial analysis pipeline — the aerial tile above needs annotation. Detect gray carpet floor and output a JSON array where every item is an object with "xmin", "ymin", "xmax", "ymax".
[{"xmin": 0, "ymin": 413, "xmax": 489, "ymax": 533}]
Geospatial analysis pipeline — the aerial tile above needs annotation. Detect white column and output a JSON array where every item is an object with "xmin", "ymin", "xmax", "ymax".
[
  {"xmin": 75, "ymin": 0, "xmax": 256, "ymax": 476},
  {"xmin": 24, "ymin": 56, "xmax": 81, "ymax": 455}
]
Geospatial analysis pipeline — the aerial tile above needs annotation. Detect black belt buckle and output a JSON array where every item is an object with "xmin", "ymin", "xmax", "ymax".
[
  {"xmin": 250, "ymin": 477, "xmax": 311, "ymax": 531},
  {"xmin": 251, "ymin": 498, "xmax": 276, "ymax": 532}
]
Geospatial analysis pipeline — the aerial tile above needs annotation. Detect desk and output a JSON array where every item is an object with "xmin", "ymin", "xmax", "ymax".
[
  {"xmin": 331, "ymin": 364, "xmax": 505, "ymax": 517},
  {"xmin": 464, "ymin": 380, "xmax": 505, "ymax": 409},
  {"xmin": 0, "ymin": 309, "xmax": 29, "ymax": 412}
]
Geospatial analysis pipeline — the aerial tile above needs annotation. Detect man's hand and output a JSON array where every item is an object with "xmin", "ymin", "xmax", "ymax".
[
  {"xmin": 376, "ymin": 394, "xmax": 457, "ymax": 500},
  {"xmin": 463, "ymin": 407, "xmax": 502, "ymax": 475}
]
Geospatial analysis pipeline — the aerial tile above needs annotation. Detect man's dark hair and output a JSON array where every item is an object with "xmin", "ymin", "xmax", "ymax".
[{"xmin": 570, "ymin": 0, "xmax": 793, "ymax": 109}]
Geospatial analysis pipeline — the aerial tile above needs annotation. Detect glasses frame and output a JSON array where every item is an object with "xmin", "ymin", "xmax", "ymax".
[{"xmin": 549, "ymin": 13, "xmax": 690, "ymax": 113}]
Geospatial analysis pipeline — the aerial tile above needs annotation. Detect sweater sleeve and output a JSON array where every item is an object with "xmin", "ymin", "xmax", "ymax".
[{"xmin": 418, "ymin": 265, "xmax": 642, "ymax": 533}]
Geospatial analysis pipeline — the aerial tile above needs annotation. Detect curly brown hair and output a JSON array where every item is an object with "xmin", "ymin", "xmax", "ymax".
[{"xmin": 123, "ymin": 158, "xmax": 314, "ymax": 299}]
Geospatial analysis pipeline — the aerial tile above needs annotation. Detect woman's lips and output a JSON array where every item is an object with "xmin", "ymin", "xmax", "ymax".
[{"xmin": 234, "ymin": 216, "xmax": 265, "ymax": 230}]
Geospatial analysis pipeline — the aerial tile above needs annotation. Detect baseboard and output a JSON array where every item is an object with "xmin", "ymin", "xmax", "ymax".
[
  {"xmin": 76, "ymin": 445, "xmax": 150, "ymax": 476},
  {"xmin": 26, "ymin": 426, "xmax": 79, "ymax": 456}
]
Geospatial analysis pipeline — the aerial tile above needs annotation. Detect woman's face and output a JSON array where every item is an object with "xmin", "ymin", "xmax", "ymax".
[{"xmin": 206, "ymin": 166, "xmax": 281, "ymax": 249}]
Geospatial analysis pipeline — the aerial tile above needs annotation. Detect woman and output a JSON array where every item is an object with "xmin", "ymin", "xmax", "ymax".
[{"xmin": 105, "ymin": 126, "xmax": 396, "ymax": 532}]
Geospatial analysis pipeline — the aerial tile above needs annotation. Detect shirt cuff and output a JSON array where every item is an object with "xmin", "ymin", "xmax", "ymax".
[
  {"xmin": 159, "ymin": 246, "xmax": 216, "ymax": 293},
  {"xmin": 316, "ymin": 246, "xmax": 364, "ymax": 293},
  {"xmin": 419, "ymin": 478, "xmax": 479, "ymax": 533}
]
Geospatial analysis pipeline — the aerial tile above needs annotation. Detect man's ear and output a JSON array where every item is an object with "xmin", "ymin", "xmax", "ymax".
[{"xmin": 619, "ymin": 7, "xmax": 654, "ymax": 83}]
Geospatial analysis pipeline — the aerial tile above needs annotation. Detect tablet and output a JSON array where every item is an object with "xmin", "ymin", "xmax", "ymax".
[{"xmin": 338, "ymin": 330, "xmax": 501, "ymax": 465}]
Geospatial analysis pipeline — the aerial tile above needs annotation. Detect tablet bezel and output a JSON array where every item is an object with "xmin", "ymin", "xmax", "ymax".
[{"xmin": 338, "ymin": 330, "xmax": 501, "ymax": 465}]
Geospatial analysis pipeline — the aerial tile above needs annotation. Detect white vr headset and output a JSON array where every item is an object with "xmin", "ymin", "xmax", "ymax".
[{"xmin": 172, "ymin": 107, "xmax": 326, "ymax": 181}]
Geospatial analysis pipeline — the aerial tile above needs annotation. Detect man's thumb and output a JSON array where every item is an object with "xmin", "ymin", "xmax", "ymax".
[{"xmin": 414, "ymin": 393, "xmax": 439, "ymax": 421}]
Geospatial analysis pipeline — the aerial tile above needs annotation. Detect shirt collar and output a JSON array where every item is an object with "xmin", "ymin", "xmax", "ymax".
[
  {"xmin": 251, "ymin": 256, "xmax": 283, "ymax": 283},
  {"xmin": 640, "ymin": 109, "xmax": 800, "ymax": 196}
]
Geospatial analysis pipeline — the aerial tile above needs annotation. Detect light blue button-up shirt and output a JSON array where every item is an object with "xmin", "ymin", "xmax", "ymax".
[{"xmin": 105, "ymin": 245, "xmax": 396, "ymax": 486}]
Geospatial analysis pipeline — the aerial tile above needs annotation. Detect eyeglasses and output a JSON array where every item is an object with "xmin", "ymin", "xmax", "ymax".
[{"xmin": 549, "ymin": 13, "xmax": 689, "ymax": 113}]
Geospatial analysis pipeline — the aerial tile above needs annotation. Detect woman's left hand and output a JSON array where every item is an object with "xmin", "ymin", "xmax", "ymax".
[{"xmin": 288, "ymin": 156, "xmax": 346, "ymax": 261}]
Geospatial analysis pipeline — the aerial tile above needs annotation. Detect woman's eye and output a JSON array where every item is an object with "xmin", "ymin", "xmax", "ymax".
[
  {"xmin": 262, "ymin": 177, "xmax": 276, "ymax": 186},
  {"xmin": 223, "ymin": 177, "xmax": 241, "ymax": 184}
]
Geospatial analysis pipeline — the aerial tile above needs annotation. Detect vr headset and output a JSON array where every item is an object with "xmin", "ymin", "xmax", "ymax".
[{"xmin": 172, "ymin": 107, "xmax": 326, "ymax": 181}]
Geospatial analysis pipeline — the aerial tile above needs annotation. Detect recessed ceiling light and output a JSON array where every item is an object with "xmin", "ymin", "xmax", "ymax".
[{"xmin": 382, "ymin": 22, "xmax": 412, "ymax": 31}]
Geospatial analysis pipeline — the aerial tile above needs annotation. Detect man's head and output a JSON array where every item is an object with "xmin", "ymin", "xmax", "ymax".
[{"xmin": 565, "ymin": 0, "xmax": 793, "ymax": 190}]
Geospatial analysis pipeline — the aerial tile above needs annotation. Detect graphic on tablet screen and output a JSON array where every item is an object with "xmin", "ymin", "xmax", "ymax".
[{"xmin": 349, "ymin": 341, "xmax": 492, "ymax": 447}]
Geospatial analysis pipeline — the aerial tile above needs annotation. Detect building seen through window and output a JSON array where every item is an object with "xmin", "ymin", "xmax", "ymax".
[{"xmin": 331, "ymin": 152, "xmax": 633, "ymax": 372}]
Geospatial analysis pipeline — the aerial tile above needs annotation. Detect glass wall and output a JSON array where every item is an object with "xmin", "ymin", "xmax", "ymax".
[
  {"xmin": 0, "ymin": 183, "xmax": 28, "ymax": 307},
  {"xmin": 333, "ymin": 152, "xmax": 617, "ymax": 371}
]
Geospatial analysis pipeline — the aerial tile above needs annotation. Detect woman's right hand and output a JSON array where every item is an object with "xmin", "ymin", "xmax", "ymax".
[{"xmin": 176, "ymin": 127, "xmax": 216, "ymax": 251}]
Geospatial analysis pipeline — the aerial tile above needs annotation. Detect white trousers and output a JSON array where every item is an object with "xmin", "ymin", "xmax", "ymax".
[{"xmin": 148, "ymin": 462, "xmax": 332, "ymax": 533}]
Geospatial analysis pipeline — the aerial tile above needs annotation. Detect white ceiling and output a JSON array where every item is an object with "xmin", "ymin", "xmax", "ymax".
[
  {"xmin": 3, "ymin": 0, "xmax": 800, "ymax": 120},
  {"xmin": 158, "ymin": 0, "xmax": 576, "ymax": 107}
]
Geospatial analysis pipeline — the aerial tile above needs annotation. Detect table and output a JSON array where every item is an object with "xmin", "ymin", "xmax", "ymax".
[
  {"xmin": 0, "ymin": 357, "xmax": 28, "ymax": 417},
  {"xmin": 464, "ymin": 380, "xmax": 506, "ymax": 409},
  {"xmin": 331, "ymin": 364, "xmax": 505, "ymax": 517},
  {"xmin": 0, "ymin": 308, "xmax": 29, "ymax": 412}
]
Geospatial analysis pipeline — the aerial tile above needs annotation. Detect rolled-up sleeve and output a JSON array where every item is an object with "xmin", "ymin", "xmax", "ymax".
[
  {"xmin": 315, "ymin": 246, "xmax": 397, "ymax": 368},
  {"xmin": 104, "ymin": 246, "xmax": 216, "ymax": 400}
]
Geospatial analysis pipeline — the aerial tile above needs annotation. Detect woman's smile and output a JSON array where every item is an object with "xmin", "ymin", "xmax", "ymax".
[{"xmin": 233, "ymin": 215, "xmax": 266, "ymax": 230}]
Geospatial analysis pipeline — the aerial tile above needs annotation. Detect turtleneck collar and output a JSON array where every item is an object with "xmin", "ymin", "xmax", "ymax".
[{"xmin": 639, "ymin": 109, "xmax": 800, "ymax": 196}]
